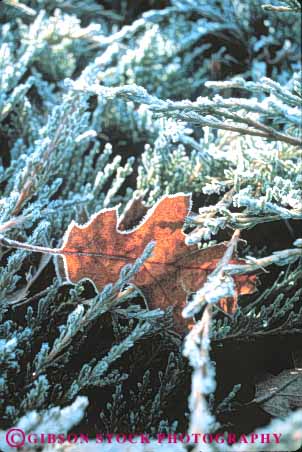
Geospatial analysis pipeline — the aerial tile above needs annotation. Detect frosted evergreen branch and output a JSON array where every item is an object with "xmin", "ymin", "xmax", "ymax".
[
  {"xmin": 262, "ymin": 0, "xmax": 301, "ymax": 13},
  {"xmin": 262, "ymin": 5, "xmax": 297, "ymax": 12},
  {"xmin": 189, "ymin": 210, "xmax": 302, "ymax": 233},
  {"xmin": 183, "ymin": 230, "xmax": 240, "ymax": 318},
  {"xmin": 90, "ymin": 8, "xmax": 177, "ymax": 48},
  {"xmin": 75, "ymin": 82, "xmax": 302, "ymax": 147},
  {"xmin": 211, "ymin": 263, "xmax": 302, "ymax": 341},
  {"xmin": 11, "ymin": 99, "xmax": 78, "ymax": 216},
  {"xmin": 225, "ymin": 244, "xmax": 302, "ymax": 275},
  {"xmin": 0, "ymin": 196, "xmax": 100, "ymax": 234},
  {"xmin": 183, "ymin": 306, "xmax": 217, "ymax": 445},
  {"xmin": 185, "ymin": 189, "xmax": 235, "ymax": 243},
  {"xmin": 2, "ymin": 0, "xmax": 36, "ymax": 16},
  {"xmin": 66, "ymin": 321, "xmax": 152, "ymax": 400},
  {"xmin": 6, "ymin": 254, "xmax": 51, "ymax": 305},
  {"xmin": 0, "ymin": 397, "xmax": 88, "ymax": 452},
  {"xmin": 182, "ymin": 231, "xmax": 242, "ymax": 450},
  {"xmin": 206, "ymin": 77, "xmax": 301, "ymax": 108},
  {"xmin": 33, "ymin": 242, "xmax": 155, "ymax": 375}
]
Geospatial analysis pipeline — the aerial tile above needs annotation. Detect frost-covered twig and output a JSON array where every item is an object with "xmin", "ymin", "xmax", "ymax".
[
  {"xmin": 225, "ymin": 241, "xmax": 302, "ymax": 275},
  {"xmin": 2, "ymin": 0, "xmax": 36, "ymax": 16},
  {"xmin": 262, "ymin": 0, "xmax": 301, "ymax": 13},
  {"xmin": 182, "ymin": 231, "xmax": 241, "ymax": 451},
  {"xmin": 0, "ymin": 397, "xmax": 88, "ymax": 452},
  {"xmin": 74, "ymin": 82, "xmax": 302, "ymax": 147}
]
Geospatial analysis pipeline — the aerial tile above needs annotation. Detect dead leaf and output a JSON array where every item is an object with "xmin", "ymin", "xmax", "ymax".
[
  {"xmin": 255, "ymin": 368, "xmax": 302, "ymax": 417},
  {"xmin": 58, "ymin": 193, "xmax": 257, "ymax": 333}
]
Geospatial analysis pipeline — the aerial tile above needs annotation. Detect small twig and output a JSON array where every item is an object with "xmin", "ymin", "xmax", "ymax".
[
  {"xmin": 224, "ymin": 247, "xmax": 302, "ymax": 275},
  {"xmin": 214, "ymin": 229, "xmax": 241, "ymax": 275},
  {"xmin": 262, "ymin": 4, "xmax": 300, "ymax": 13},
  {"xmin": 0, "ymin": 215, "xmax": 27, "ymax": 233},
  {"xmin": 3, "ymin": 0, "xmax": 36, "ymax": 16},
  {"xmin": 193, "ymin": 118, "xmax": 302, "ymax": 147},
  {"xmin": 0, "ymin": 235, "xmax": 61, "ymax": 255},
  {"xmin": 185, "ymin": 230, "xmax": 242, "ymax": 448}
]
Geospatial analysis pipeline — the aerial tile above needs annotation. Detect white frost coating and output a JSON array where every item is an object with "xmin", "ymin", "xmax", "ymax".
[
  {"xmin": 0, "ymin": 337, "xmax": 17, "ymax": 353},
  {"xmin": 17, "ymin": 396, "xmax": 88, "ymax": 434},
  {"xmin": 0, "ymin": 397, "xmax": 89, "ymax": 452},
  {"xmin": 75, "ymin": 130, "xmax": 97, "ymax": 143},
  {"xmin": 182, "ymin": 273, "xmax": 235, "ymax": 319}
]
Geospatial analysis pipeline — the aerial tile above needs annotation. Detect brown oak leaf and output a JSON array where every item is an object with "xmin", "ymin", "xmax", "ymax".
[{"xmin": 58, "ymin": 193, "xmax": 257, "ymax": 332}]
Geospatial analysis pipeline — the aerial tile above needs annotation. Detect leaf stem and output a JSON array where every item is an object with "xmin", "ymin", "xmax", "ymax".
[{"xmin": 0, "ymin": 234, "xmax": 61, "ymax": 255}]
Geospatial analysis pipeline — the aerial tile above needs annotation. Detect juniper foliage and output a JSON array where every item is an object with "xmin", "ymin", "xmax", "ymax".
[{"xmin": 0, "ymin": 0, "xmax": 301, "ymax": 451}]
